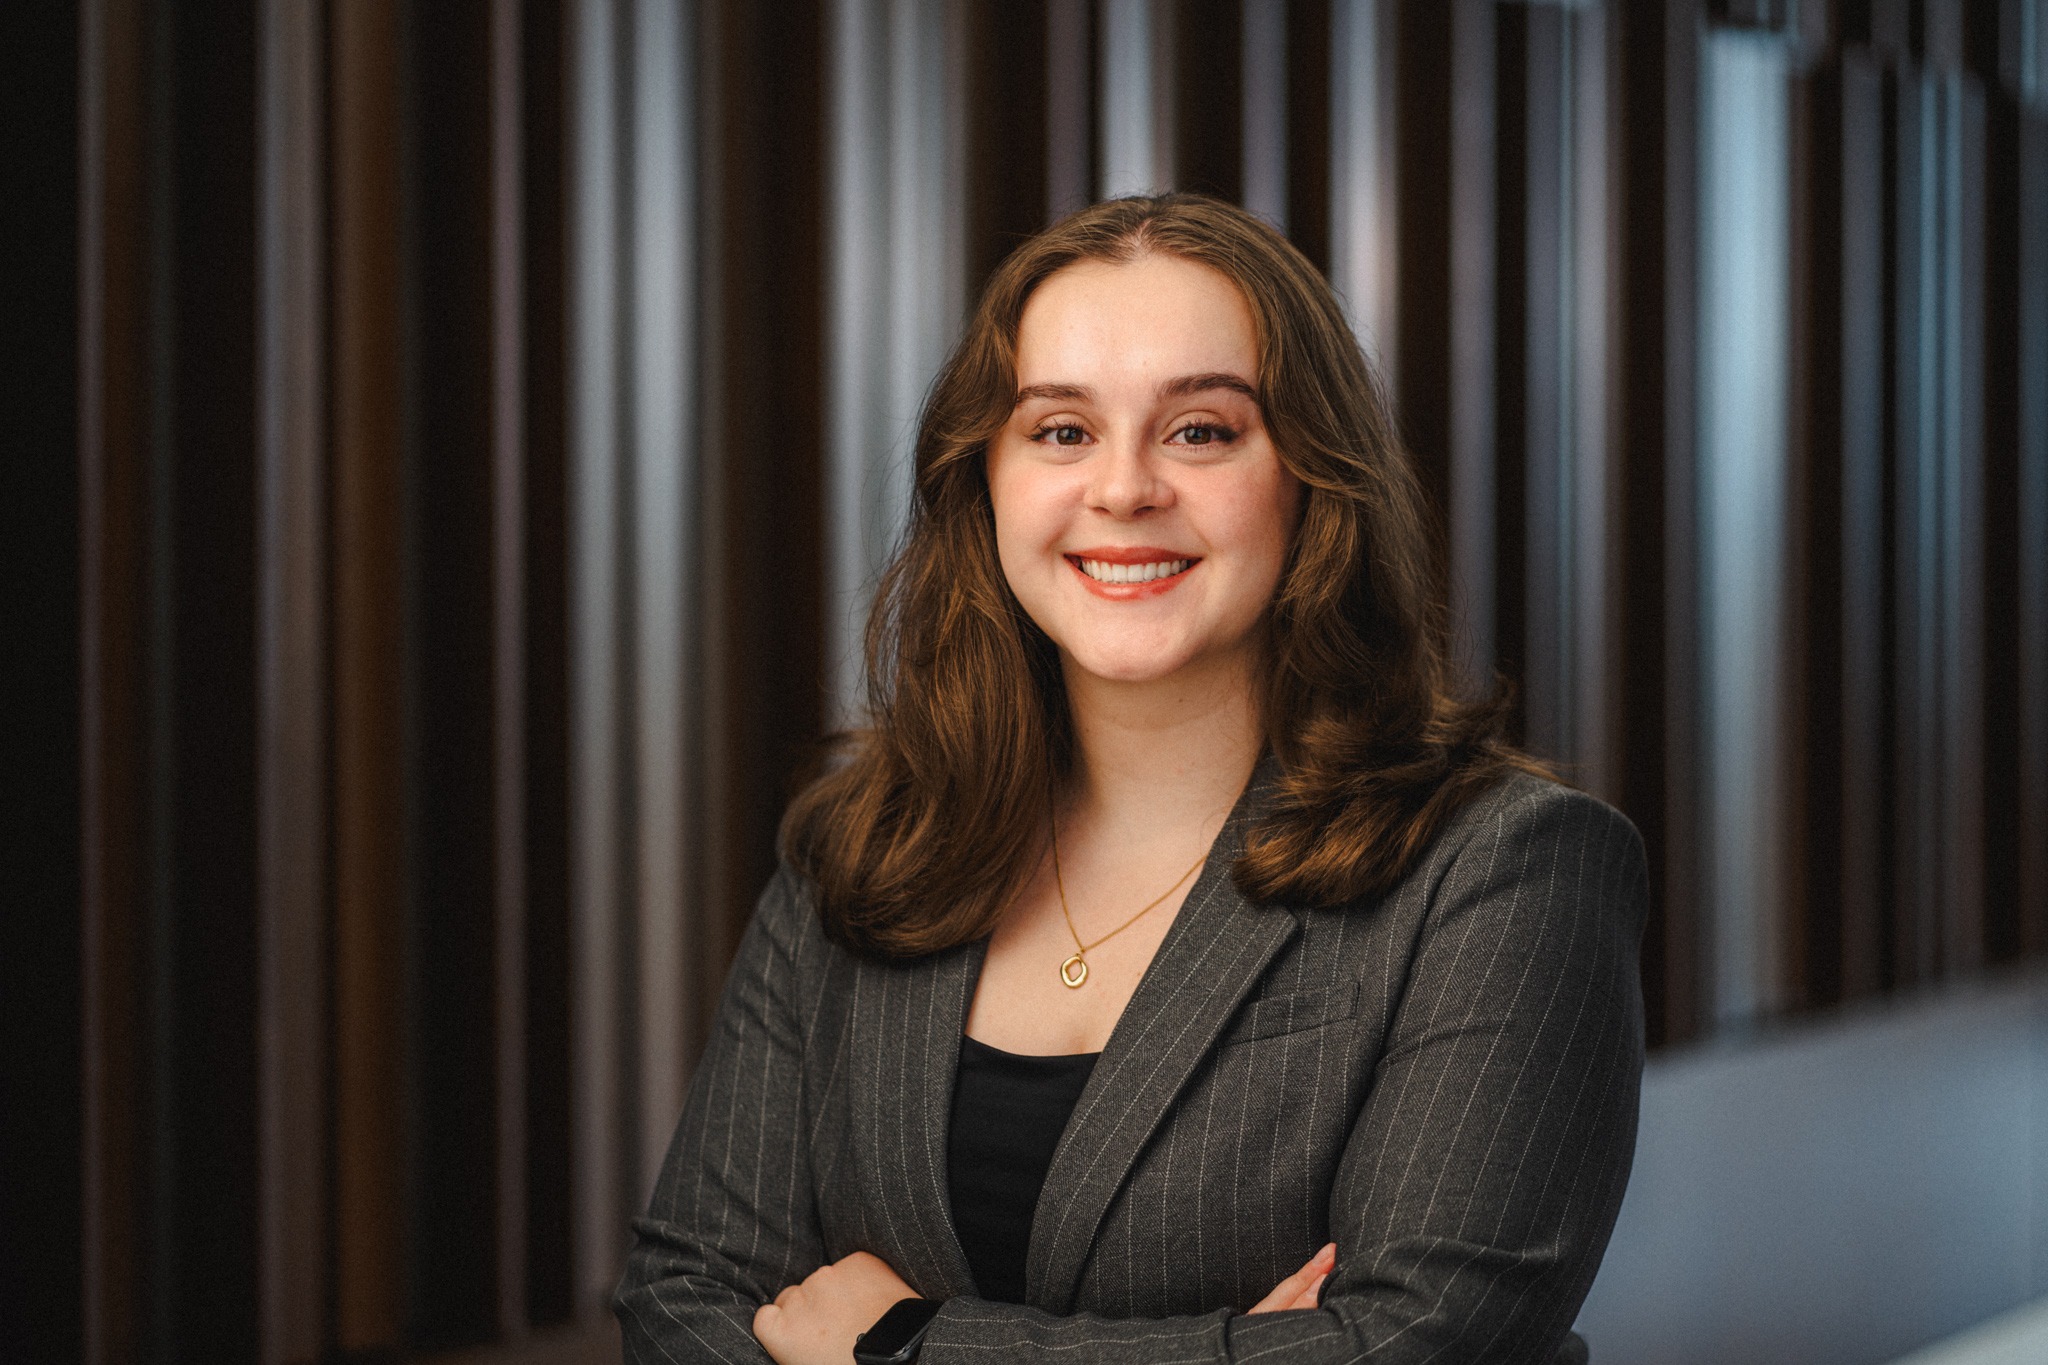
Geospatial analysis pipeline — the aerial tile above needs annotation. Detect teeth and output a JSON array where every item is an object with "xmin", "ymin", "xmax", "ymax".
[{"xmin": 1078, "ymin": 557, "xmax": 1191, "ymax": 584}]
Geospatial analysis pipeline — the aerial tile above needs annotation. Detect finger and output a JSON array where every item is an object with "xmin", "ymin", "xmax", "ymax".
[
  {"xmin": 1290, "ymin": 1271, "xmax": 1328, "ymax": 1311},
  {"xmin": 1248, "ymin": 1262, "xmax": 1319, "ymax": 1314},
  {"xmin": 1249, "ymin": 1244, "xmax": 1336, "ymax": 1315}
]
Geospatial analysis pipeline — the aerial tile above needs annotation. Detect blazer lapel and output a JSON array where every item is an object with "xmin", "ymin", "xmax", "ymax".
[
  {"xmin": 847, "ymin": 932, "xmax": 985, "ymax": 1299},
  {"xmin": 1026, "ymin": 756, "xmax": 1300, "ymax": 1311}
]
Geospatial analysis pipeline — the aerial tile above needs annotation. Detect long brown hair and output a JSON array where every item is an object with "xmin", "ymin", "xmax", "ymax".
[{"xmin": 781, "ymin": 193, "xmax": 1544, "ymax": 957}]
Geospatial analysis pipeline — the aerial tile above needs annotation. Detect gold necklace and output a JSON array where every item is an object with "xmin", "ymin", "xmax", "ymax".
[{"xmin": 1050, "ymin": 809, "xmax": 1208, "ymax": 989}]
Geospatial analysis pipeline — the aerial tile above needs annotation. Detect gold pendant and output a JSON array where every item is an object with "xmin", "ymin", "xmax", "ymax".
[{"xmin": 1059, "ymin": 953, "xmax": 1089, "ymax": 988}]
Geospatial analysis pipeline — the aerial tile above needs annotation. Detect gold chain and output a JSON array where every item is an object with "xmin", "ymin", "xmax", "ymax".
[{"xmin": 1051, "ymin": 805, "xmax": 1207, "ymax": 989}]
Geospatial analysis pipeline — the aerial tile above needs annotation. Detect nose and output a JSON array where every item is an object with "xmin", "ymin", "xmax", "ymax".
[{"xmin": 1086, "ymin": 431, "xmax": 1173, "ymax": 519}]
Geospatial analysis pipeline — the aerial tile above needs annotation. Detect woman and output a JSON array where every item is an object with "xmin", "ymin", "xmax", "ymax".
[{"xmin": 615, "ymin": 194, "xmax": 1646, "ymax": 1364}]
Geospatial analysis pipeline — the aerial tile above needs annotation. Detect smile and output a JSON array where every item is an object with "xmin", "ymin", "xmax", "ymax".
[
  {"xmin": 1075, "ymin": 557, "xmax": 1191, "ymax": 584},
  {"xmin": 1063, "ymin": 551, "xmax": 1199, "ymax": 599}
]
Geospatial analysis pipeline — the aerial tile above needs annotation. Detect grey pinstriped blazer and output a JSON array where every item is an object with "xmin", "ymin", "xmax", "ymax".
[{"xmin": 616, "ymin": 760, "xmax": 1647, "ymax": 1363}]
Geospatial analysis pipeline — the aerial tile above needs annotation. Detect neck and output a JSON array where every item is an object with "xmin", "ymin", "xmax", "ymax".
[{"xmin": 1057, "ymin": 647, "xmax": 1266, "ymax": 845}]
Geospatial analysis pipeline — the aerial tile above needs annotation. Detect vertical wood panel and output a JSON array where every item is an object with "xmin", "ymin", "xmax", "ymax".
[
  {"xmin": 1507, "ymin": 6, "xmax": 1570, "ymax": 765},
  {"xmin": 1171, "ymin": 0, "xmax": 1242, "ymax": 201},
  {"xmin": 80, "ymin": 2, "xmax": 150, "ymax": 1359},
  {"xmin": 1391, "ymin": 0, "xmax": 1495, "ymax": 689},
  {"xmin": 1891, "ymin": 68, "xmax": 1942, "ymax": 988},
  {"xmin": 1282, "ymin": 0, "xmax": 1330, "ymax": 275},
  {"xmin": 1838, "ymin": 52, "xmax": 1891, "ymax": 1000},
  {"xmin": 1939, "ymin": 74, "xmax": 1987, "ymax": 975},
  {"xmin": 965, "ymin": 0, "xmax": 1049, "ymax": 290},
  {"xmin": 822, "ymin": 0, "xmax": 961, "ymax": 728},
  {"xmin": 1612, "ymin": 0, "xmax": 1703, "ymax": 1046},
  {"xmin": 1793, "ymin": 57, "xmax": 1838, "ymax": 1009},
  {"xmin": 1698, "ymin": 27, "xmax": 1794, "ymax": 1025},
  {"xmin": 4, "ymin": 6, "xmax": 84, "ymax": 1359},
  {"xmin": 1045, "ymin": 0, "xmax": 1094, "ymax": 219},
  {"xmin": 255, "ymin": 0, "xmax": 328, "ymax": 1356},
  {"xmin": 160, "ymin": 2, "xmax": 264, "ymax": 1353},
  {"xmin": 824, "ymin": 0, "xmax": 886, "ymax": 723},
  {"xmin": 1098, "ymin": 0, "xmax": 1162, "ymax": 196},
  {"xmin": 699, "ymin": 0, "xmax": 826, "ymax": 1114},
  {"xmin": 331, "ymin": 0, "xmax": 408, "ymax": 1344},
  {"xmin": 1240, "ymin": 0, "xmax": 1286, "ymax": 228},
  {"xmin": 491, "ymin": 0, "xmax": 533, "ymax": 1339},
  {"xmin": 1805, "ymin": 52, "xmax": 1890, "ymax": 1005},
  {"xmin": 1785, "ymin": 43, "xmax": 1820, "ymax": 1007},
  {"xmin": 1327, "ymin": 0, "xmax": 1392, "ymax": 365},
  {"xmin": 1980, "ymin": 65, "xmax": 2025, "ymax": 968},
  {"xmin": 566, "ymin": 0, "xmax": 627, "ymax": 1316},
  {"xmin": 2018, "ymin": 108, "xmax": 2048, "ymax": 957},
  {"xmin": 1449, "ymin": 0, "xmax": 1498, "ymax": 701},
  {"xmin": 627, "ymin": 0, "xmax": 695, "ymax": 1223},
  {"xmin": 519, "ymin": 0, "xmax": 576, "ymax": 1328},
  {"xmin": 1570, "ymin": 3, "xmax": 1620, "ymax": 805},
  {"xmin": 409, "ymin": 0, "xmax": 506, "ymax": 1342}
]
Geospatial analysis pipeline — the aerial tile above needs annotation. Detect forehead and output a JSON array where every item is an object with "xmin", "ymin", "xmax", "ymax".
[{"xmin": 1014, "ymin": 253, "xmax": 1258, "ymax": 388}]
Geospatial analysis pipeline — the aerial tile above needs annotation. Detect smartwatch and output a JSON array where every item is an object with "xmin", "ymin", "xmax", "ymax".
[{"xmin": 852, "ymin": 1296, "xmax": 942, "ymax": 1364}]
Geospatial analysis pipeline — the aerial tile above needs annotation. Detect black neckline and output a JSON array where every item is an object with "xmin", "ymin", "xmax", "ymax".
[{"xmin": 959, "ymin": 1033, "xmax": 1101, "ymax": 1068}]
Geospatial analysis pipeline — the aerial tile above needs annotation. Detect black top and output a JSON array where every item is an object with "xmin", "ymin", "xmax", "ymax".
[{"xmin": 945, "ymin": 1034, "xmax": 1100, "ymax": 1303}]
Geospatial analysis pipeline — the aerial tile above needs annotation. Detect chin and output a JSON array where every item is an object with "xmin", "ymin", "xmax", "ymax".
[{"xmin": 1062, "ymin": 641, "xmax": 1200, "ymax": 686}]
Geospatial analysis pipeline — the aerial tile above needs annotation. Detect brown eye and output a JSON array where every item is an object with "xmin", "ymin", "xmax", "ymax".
[
  {"xmin": 1183, "ymin": 425, "xmax": 1214, "ymax": 445},
  {"xmin": 1053, "ymin": 425, "xmax": 1085, "ymax": 445}
]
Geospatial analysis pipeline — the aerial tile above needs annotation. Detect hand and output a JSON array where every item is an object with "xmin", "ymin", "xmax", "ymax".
[
  {"xmin": 753, "ymin": 1251, "xmax": 919, "ymax": 1365},
  {"xmin": 1247, "ymin": 1242, "xmax": 1335, "ymax": 1314}
]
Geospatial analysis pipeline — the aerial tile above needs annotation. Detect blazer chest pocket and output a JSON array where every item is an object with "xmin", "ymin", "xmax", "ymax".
[{"xmin": 1222, "ymin": 981, "xmax": 1360, "ymax": 1045}]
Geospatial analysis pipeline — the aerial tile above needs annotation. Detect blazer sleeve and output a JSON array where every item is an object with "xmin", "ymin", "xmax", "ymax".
[
  {"xmin": 916, "ymin": 783, "xmax": 1648, "ymax": 1365},
  {"xmin": 614, "ymin": 865, "xmax": 829, "ymax": 1364}
]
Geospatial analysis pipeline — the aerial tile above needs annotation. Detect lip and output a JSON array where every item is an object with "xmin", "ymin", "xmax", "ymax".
[
  {"xmin": 1067, "ymin": 545, "xmax": 1198, "ymax": 565},
  {"xmin": 1063, "ymin": 548, "xmax": 1200, "ymax": 600}
]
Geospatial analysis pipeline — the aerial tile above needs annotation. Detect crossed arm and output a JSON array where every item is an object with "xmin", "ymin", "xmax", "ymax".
[{"xmin": 615, "ymin": 789, "xmax": 1646, "ymax": 1365}]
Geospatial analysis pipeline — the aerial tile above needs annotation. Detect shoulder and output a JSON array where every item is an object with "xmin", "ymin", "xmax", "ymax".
[
  {"xmin": 1411, "ymin": 771, "xmax": 1648, "ymax": 935},
  {"xmin": 730, "ymin": 860, "xmax": 843, "ymax": 994},
  {"xmin": 1441, "ymin": 770, "xmax": 1644, "ymax": 864},
  {"xmin": 754, "ymin": 859, "xmax": 822, "ymax": 944}
]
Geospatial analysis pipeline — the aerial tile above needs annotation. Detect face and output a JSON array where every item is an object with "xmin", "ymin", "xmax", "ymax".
[{"xmin": 986, "ymin": 252, "xmax": 1303, "ymax": 690}]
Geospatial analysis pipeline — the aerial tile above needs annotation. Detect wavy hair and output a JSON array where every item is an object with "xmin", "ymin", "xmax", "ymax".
[{"xmin": 780, "ymin": 193, "xmax": 1545, "ymax": 957}]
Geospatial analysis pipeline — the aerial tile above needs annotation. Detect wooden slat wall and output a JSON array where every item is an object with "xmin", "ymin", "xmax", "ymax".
[
  {"xmin": 331, "ymin": 0, "xmax": 408, "ymax": 1347},
  {"xmin": 1612, "ymin": 0, "xmax": 1704, "ymax": 1047},
  {"xmin": 9, "ymin": 2, "xmax": 88, "ymax": 1364},
  {"xmin": 518, "ymin": 0, "xmax": 576, "ymax": 1326},
  {"xmin": 253, "ymin": 0, "xmax": 327, "ymax": 1355},
  {"xmin": 77, "ymin": 0, "xmax": 148, "ymax": 1358},
  {"xmin": 157, "ymin": 5, "xmax": 264, "ymax": 1358},
  {"xmin": 490, "ymin": 0, "xmax": 533, "ymax": 1336},
  {"xmin": 17, "ymin": 1, "xmax": 2047, "ymax": 1361}
]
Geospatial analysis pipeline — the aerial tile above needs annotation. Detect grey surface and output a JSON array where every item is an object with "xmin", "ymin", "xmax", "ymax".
[
  {"xmin": 1573, "ymin": 968, "xmax": 2048, "ymax": 1364},
  {"xmin": 616, "ymin": 763, "xmax": 1649, "ymax": 1362},
  {"xmin": 1887, "ymin": 1294, "xmax": 2048, "ymax": 1365}
]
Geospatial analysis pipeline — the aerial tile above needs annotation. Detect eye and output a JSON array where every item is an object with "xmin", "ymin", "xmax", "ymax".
[
  {"xmin": 1029, "ymin": 423, "xmax": 1090, "ymax": 447},
  {"xmin": 1170, "ymin": 422, "xmax": 1238, "ymax": 447}
]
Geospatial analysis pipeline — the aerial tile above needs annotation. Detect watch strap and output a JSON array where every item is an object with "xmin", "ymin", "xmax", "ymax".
[{"xmin": 852, "ymin": 1296, "xmax": 942, "ymax": 1365}]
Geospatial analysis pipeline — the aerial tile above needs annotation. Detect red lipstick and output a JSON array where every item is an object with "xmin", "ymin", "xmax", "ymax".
[{"xmin": 1063, "ymin": 547, "xmax": 1200, "ymax": 600}]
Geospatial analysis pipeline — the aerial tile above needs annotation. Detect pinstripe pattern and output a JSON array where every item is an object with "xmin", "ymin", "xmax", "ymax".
[{"xmin": 616, "ymin": 765, "xmax": 1646, "ymax": 1364}]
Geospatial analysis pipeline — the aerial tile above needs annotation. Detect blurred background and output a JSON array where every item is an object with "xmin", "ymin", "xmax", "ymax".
[{"xmin": 5, "ymin": 1, "xmax": 2046, "ymax": 1362}]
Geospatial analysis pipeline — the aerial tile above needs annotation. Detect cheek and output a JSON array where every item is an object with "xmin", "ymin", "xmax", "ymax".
[
  {"xmin": 1219, "ymin": 466, "xmax": 1300, "ymax": 586},
  {"xmin": 987, "ymin": 459, "xmax": 1065, "ymax": 565}
]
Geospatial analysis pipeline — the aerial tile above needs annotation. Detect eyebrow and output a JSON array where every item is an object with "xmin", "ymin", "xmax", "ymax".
[{"xmin": 1012, "ymin": 372, "xmax": 1261, "ymax": 408}]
